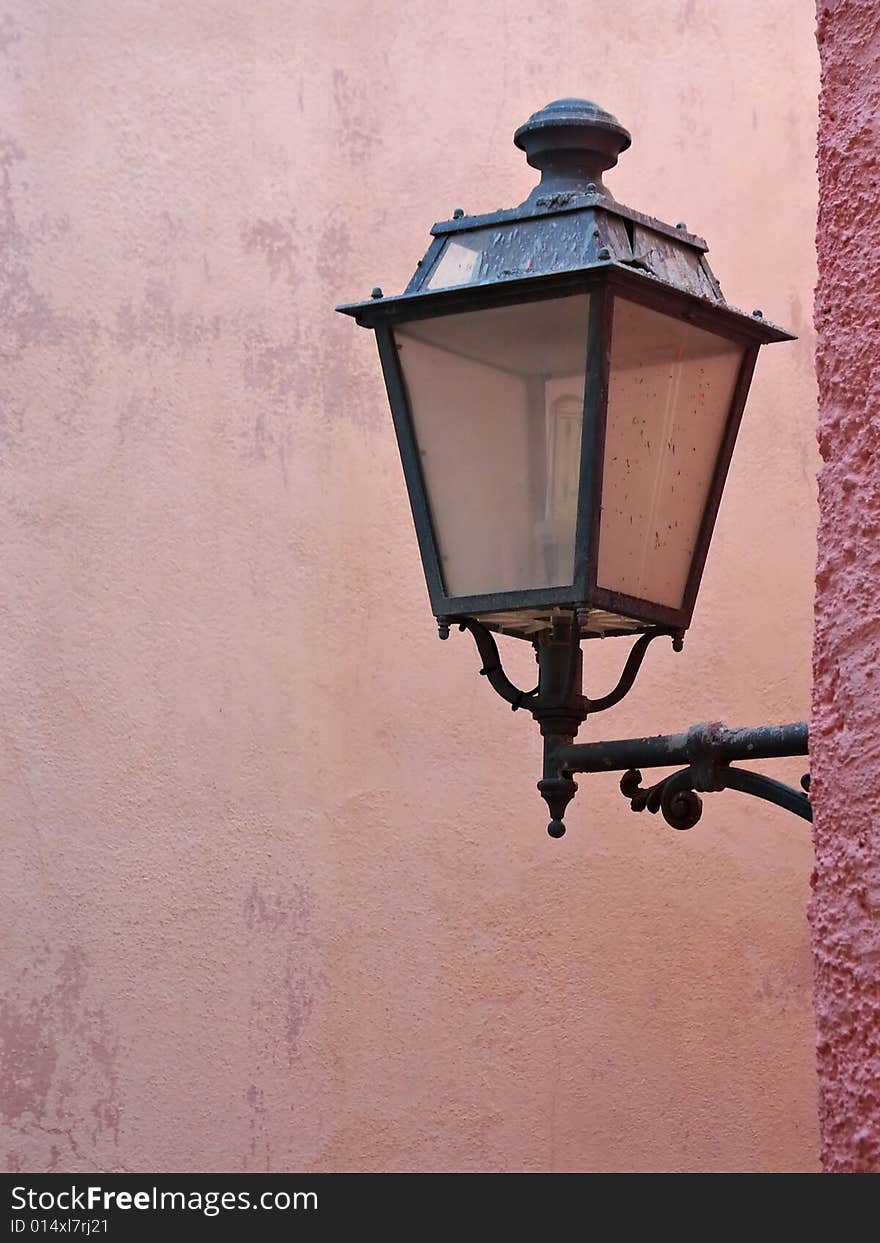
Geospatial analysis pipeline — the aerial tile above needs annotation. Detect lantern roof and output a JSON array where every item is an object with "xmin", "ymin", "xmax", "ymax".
[{"xmin": 337, "ymin": 98, "xmax": 794, "ymax": 347}]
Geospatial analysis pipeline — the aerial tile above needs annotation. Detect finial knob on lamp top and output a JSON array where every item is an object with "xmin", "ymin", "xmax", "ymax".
[{"xmin": 514, "ymin": 97, "xmax": 631, "ymax": 201}]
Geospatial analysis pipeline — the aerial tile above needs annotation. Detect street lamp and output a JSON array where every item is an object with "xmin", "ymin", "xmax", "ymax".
[{"xmin": 337, "ymin": 99, "xmax": 810, "ymax": 838}]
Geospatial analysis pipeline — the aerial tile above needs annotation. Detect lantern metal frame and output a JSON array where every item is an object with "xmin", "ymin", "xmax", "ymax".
[
  {"xmin": 336, "ymin": 98, "xmax": 810, "ymax": 839},
  {"xmin": 338, "ymin": 262, "xmax": 789, "ymax": 638}
]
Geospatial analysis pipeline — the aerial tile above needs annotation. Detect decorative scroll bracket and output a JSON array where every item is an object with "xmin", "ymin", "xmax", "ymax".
[{"xmin": 560, "ymin": 721, "xmax": 811, "ymax": 832}]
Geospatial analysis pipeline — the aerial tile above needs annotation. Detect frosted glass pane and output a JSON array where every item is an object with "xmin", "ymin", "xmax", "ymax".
[
  {"xmin": 597, "ymin": 299, "xmax": 745, "ymax": 609},
  {"xmin": 394, "ymin": 296, "xmax": 590, "ymax": 597}
]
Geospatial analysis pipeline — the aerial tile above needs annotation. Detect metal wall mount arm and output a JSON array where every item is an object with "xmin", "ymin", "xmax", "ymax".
[
  {"xmin": 448, "ymin": 619, "xmax": 810, "ymax": 838},
  {"xmin": 556, "ymin": 721, "xmax": 811, "ymax": 832},
  {"xmin": 452, "ymin": 617, "xmax": 539, "ymax": 711}
]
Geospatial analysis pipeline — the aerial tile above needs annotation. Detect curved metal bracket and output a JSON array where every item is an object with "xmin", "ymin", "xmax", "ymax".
[
  {"xmin": 453, "ymin": 618, "xmax": 679, "ymax": 718},
  {"xmin": 720, "ymin": 766, "xmax": 812, "ymax": 822},
  {"xmin": 584, "ymin": 629, "xmax": 682, "ymax": 715},
  {"xmin": 619, "ymin": 756, "xmax": 812, "ymax": 829},
  {"xmin": 455, "ymin": 617, "xmax": 538, "ymax": 712}
]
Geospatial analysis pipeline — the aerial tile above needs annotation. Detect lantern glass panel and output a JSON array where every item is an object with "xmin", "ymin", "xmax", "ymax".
[
  {"xmin": 597, "ymin": 298, "xmax": 745, "ymax": 609},
  {"xmin": 394, "ymin": 294, "xmax": 591, "ymax": 598}
]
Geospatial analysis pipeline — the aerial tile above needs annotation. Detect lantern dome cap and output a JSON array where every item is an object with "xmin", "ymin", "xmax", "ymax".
[{"xmin": 514, "ymin": 98, "xmax": 631, "ymax": 196}]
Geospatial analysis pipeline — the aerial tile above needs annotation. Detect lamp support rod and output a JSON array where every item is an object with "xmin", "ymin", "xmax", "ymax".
[
  {"xmin": 556, "ymin": 721, "xmax": 811, "ymax": 831},
  {"xmin": 556, "ymin": 721, "xmax": 809, "ymax": 774}
]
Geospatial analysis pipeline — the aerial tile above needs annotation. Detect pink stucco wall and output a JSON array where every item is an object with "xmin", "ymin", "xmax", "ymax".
[
  {"xmin": 811, "ymin": 0, "xmax": 880, "ymax": 1174},
  {"xmin": 2, "ymin": 3, "xmax": 819, "ymax": 1172}
]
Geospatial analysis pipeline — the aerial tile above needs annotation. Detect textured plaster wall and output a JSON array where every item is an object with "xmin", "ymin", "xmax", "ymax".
[
  {"xmin": 1, "ymin": 2, "xmax": 819, "ymax": 1172},
  {"xmin": 811, "ymin": 0, "xmax": 880, "ymax": 1174}
]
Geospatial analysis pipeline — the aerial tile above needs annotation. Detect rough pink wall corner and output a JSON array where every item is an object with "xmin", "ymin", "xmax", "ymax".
[{"xmin": 811, "ymin": 0, "xmax": 880, "ymax": 1173}]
